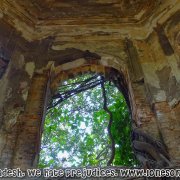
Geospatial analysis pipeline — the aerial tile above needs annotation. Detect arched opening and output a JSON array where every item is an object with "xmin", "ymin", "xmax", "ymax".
[
  {"xmin": 38, "ymin": 59, "xmax": 140, "ymax": 168},
  {"xmin": 9, "ymin": 55, "xmax": 170, "ymax": 170},
  {"xmin": 39, "ymin": 71, "xmax": 138, "ymax": 168}
]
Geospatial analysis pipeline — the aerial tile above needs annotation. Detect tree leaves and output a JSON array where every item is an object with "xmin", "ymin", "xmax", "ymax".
[{"xmin": 39, "ymin": 74, "xmax": 138, "ymax": 168}]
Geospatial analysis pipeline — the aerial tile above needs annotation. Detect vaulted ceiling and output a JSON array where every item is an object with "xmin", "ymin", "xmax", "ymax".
[{"xmin": 0, "ymin": 0, "xmax": 179, "ymax": 41}]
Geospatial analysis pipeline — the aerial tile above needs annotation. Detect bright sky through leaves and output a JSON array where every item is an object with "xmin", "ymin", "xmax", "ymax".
[{"xmin": 39, "ymin": 74, "xmax": 137, "ymax": 168}]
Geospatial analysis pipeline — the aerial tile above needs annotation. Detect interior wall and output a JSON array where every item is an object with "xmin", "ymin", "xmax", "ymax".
[
  {"xmin": 0, "ymin": 17, "xmax": 180, "ymax": 169},
  {"xmin": 133, "ymin": 22, "xmax": 180, "ymax": 164}
]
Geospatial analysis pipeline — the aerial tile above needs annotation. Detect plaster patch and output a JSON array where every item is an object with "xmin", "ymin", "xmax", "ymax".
[
  {"xmin": 60, "ymin": 58, "xmax": 86, "ymax": 71},
  {"xmin": 22, "ymin": 91, "xmax": 28, "ymax": 101},
  {"xmin": 154, "ymin": 90, "xmax": 166, "ymax": 102},
  {"xmin": 142, "ymin": 63, "xmax": 160, "ymax": 88},
  {"xmin": 168, "ymin": 98, "xmax": 180, "ymax": 108},
  {"xmin": 4, "ymin": 108, "xmax": 23, "ymax": 131},
  {"xmin": 51, "ymin": 45, "xmax": 63, "ymax": 51},
  {"xmin": 25, "ymin": 62, "xmax": 35, "ymax": 78},
  {"xmin": 35, "ymin": 61, "xmax": 55, "ymax": 74},
  {"xmin": 100, "ymin": 54, "xmax": 126, "ymax": 72},
  {"xmin": 19, "ymin": 81, "xmax": 29, "ymax": 101},
  {"xmin": 5, "ymin": 88, "xmax": 12, "ymax": 102},
  {"xmin": 46, "ymin": 61, "xmax": 54, "ymax": 69},
  {"xmin": 134, "ymin": 9, "xmax": 146, "ymax": 20}
]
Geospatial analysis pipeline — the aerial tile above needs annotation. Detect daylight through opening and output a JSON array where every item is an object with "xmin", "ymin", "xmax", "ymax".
[{"xmin": 39, "ymin": 73, "xmax": 138, "ymax": 168}]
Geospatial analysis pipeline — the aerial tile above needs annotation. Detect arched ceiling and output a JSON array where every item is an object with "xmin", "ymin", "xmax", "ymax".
[{"xmin": 0, "ymin": 0, "xmax": 179, "ymax": 41}]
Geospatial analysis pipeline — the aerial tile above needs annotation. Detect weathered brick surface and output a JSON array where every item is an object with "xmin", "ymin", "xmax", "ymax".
[
  {"xmin": 130, "ymin": 83, "xmax": 160, "ymax": 138},
  {"xmin": 1, "ymin": 60, "xmax": 179, "ymax": 169},
  {"xmin": 0, "ymin": 0, "xmax": 179, "ymax": 170},
  {"xmin": 154, "ymin": 102, "xmax": 180, "ymax": 165},
  {"xmin": 12, "ymin": 73, "xmax": 49, "ymax": 170}
]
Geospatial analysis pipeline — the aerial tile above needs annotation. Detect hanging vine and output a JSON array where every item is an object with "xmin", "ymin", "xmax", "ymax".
[{"xmin": 100, "ymin": 76, "xmax": 115, "ymax": 166}]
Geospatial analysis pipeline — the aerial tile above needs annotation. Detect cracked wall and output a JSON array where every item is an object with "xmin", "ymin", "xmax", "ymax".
[{"xmin": 0, "ymin": 4, "xmax": 180, "ymax": 170}]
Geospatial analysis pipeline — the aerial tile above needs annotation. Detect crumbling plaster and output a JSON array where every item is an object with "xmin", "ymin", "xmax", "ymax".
[{"xmin": 0, "ymin": 0, "xmax": 179, "ymax": 170}]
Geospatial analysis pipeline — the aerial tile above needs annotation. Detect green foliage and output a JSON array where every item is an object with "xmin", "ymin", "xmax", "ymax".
[
  {"xmin": 38, "ymin": 74, "xmax": 137, "ymax": 168},
  {"xmin": 110, "ymin": 98, "xmax": 137, "ymax": 166}
]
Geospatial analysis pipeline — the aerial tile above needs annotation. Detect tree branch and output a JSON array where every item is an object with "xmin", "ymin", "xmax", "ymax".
[
  {"xmin": 48, "ymin": 76, "xmax": 104, "ymax": 110},
  {"xmin": 100, "ymin": 76, "xmax": 115, "ymax": 166}
]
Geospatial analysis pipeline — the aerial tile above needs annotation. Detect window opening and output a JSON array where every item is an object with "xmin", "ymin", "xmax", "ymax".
[{"xmin": 39, "ymin": 73, "xmax": 138, "ymax": 168}]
